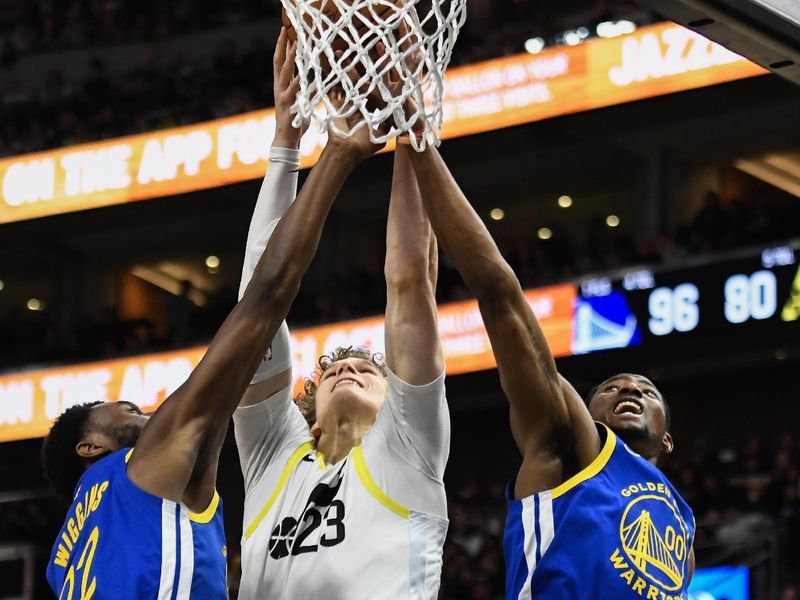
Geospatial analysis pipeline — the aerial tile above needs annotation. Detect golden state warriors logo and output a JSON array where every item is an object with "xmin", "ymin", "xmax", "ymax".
[{"xmin": 609, "ymin": 483, "xmax": 691, "ymax": 599}]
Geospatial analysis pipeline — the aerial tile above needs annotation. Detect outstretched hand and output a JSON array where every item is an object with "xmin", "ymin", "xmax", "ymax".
[
  {"xmin": 273, "ymin": 27, "xmax": 308, "ymax": 149},
  {"xmin": 326, "ymin": 87, "xmax": 386, "ymax": 161}
]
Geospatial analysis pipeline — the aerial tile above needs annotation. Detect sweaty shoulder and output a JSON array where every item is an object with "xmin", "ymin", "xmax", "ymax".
[{"xmin": 514, "ymin": 377, "xmax": 602, "ymax": 500}]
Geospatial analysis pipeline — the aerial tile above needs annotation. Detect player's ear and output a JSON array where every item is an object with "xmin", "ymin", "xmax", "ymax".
[
  {"xmin": 661, "ymin": 432, "xmax": 674, "ymax": 455},
  {"xmin": 310, "ymin": 422, "xmax": 322, "ymax": 443},
  {"xmin": 76, "ymin": 435, "xmax": 113, "ymax": 460}
]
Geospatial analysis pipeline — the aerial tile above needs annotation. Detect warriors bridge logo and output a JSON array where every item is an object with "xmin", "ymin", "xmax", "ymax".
[{"xmin": 610, "ymin": 484, "xmax": 691, "ymax": 600}]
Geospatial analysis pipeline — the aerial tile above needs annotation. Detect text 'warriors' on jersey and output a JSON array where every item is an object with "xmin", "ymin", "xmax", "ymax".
[
  {"xmin": 46, "ymin": 449, "xmax": 228, "ymax": 600},
  {"xmin": 504, "ymin": 424, "xmax": 695, "ymax": 600}
]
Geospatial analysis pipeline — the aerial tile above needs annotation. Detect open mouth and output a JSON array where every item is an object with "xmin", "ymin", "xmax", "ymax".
[
  {"xmin": 333, "ymin": 377, "xmax": 363, "ymax": 391},
  {"xmin": 613, "ymin": 398, "xmax": 643, "ymax": 416}
]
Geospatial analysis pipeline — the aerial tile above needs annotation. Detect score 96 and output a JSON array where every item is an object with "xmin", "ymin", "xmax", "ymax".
[{"xmin": 648, "ymin": 284, "xmax": 700, "ymax": 336}]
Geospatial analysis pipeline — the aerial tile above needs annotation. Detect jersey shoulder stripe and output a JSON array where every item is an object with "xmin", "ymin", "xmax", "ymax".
[
  {"xmin": 551, "ymin": 424, "xmax": 616, "ymax": 499},
  {"xmin": 245, "ymin": 441, "xmax": 314, "ymax": 539},
  {"xmin": 353, "ymin": 445, "xmax": 409, "ymax": 519}
]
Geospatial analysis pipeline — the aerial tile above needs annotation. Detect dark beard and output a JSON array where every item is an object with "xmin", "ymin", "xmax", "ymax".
[{"xmin": 110, "ymin": 423, "xmax": 144, "ymax": 449}]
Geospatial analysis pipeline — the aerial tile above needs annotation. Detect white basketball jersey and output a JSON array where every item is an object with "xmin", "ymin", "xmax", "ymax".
[{"xmin": 234, "ymin": 370, "xmax": 450, "ymax": 600}]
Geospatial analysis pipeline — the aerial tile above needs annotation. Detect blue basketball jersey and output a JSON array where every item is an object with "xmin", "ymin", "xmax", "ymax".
[
  {"xmin": 504, "ymin": 424, "xmax": 695, "ymax": 600},
  {"xmin": 47, "ymin": 449, "xmax": 228, "ymax": 600}
]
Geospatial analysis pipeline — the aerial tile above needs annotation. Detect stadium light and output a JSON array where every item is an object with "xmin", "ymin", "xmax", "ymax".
[
  {"xmin": 606, "ymin": 215, "xmax": 620, "ymax": 227},
  {"xmin": 563, "ymin": 31, "xmax": 583, "ymax": 46},
  {"xmin": 558, "ymin": 195, "xmax": 573, "ymax": 208},
  {"xmin": 0, "ymin": 280, "xmax": 4, "ymax": 291},
  {"xmin": 524, "ymin": 37, "xmax": 545, "ymax": 54},
  {"xmin": 596, "ymin": 20, "xmax": 637, "ymax": 39},
  {"xmin": 538, "ymin": 227, "xmax": 553, "ymax": 240},
  {"xmin": 27, "ymin": 298, "xmax": 43, "ymax": 311},
  {"xmin": 205, "ymin": 255, "xmax": 220, "ymax": 269},
  {"xmin": 490, "ymin": 208, "xmax": 506, "ymax": 221}
]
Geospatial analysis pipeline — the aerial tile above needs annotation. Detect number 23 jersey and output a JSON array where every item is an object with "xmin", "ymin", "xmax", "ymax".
[
  {"xmin": 233, "ymin": 369, "xmax": 450, "ymax": 600},
  {"xmin": 46, "ymin": 449, "xmax": 227, "ymax": 600}
]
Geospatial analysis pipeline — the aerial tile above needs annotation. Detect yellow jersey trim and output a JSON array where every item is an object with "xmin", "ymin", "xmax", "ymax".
[
  {"xmin": 317, "ymin": 451, "xmax": 327, "ymax": 471},
  {"xmin": 124, "ymin": 447, "xmax": 219, "ymax": 523},
  {"xmin": 551, "ymin": 423, "xmax": 617, "ymax": 500},
  {"xmin": 244, "ymin": 441, "xmax": 314, "ymax": 540},
  {"xmin": 188, "ymin": 490, "xmax": 220, "ymax": 524},
  {"xmin": 353, "ymin": 445, "xmax": 410, "ymax": 519}
]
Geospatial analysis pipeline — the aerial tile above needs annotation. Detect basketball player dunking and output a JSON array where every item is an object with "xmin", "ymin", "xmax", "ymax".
[
  {"xmin": 406, "ymin": 145, "xmax": 696, "ymax": 599},
  {"xmin": 41, "ymin": 32, "xmax": 382, "ymax": 598},
  {"xmin": 232, "ymin": 32, "xmax": 449, "ymax": 600}
]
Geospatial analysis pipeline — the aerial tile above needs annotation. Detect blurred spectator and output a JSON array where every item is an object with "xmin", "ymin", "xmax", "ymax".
[
  {"xmin": 1, "ymin": 1, "xmax": 658, "ymax": 159},
  {"xmin": 0, "ymin": 392, "xmax": 799, "ymax": 596},
  {"xmin": 167, "ymin": 280, "xmax": 199, "ymax": 346},
  {"xmin": 1, "ymin": 184, "xmax": 798, "ymax": 369},
  {"xmin": 0, "ymin": 0, "xmax": 655, "ymax": 67},
  {"xmin": 437, "ymin": 429, "xmax": 800, "ymax": 597}
]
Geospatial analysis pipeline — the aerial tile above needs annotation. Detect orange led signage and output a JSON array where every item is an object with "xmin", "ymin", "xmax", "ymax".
[
  {"xmin": 0, "ymin": 23, "xmax": 765, "ymax": 224},
  {"xmin": 0, "ymin": 284, "xmax": 574, "ymax": 442}
]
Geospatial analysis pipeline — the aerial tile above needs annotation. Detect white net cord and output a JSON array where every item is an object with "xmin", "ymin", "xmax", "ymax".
[{"xmin": 281, "ymin": 0, "xmax": 467, "ymax": 151}]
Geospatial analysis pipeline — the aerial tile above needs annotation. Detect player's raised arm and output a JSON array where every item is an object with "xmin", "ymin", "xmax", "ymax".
[
  {"xmin": 238, "ymin": 28, "xmax": 308, "ymax": 409},
  {"xmin": 408, "ymin": 146, "xmax": 599, "ymax": 497},
  {"xmin": 371, "ymin": 142, "xmax": 449, "ymax": 483},
  {"xmin": 384, "ymin": 143, "xmax": 443, "ymax": 385},
  {"xmin": 239, "ymin": 28, "xmax": 305, "ymax": 298},
  {"xmin": 124, "ymin": 119, "xmax": 383, "ymax": 511}
]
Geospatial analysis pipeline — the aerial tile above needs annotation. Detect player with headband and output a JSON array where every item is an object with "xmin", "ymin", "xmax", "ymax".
[
  {"xmin": 405, "ymin": 145, "xmax": 696, "ymax": 599},
  {"xmin": 41, "ymin": 30, "xmax": 383, "ymax": 599},
  {"xmin": 232, "ymin": 29, "xmax": 449, "ymax": 600}
]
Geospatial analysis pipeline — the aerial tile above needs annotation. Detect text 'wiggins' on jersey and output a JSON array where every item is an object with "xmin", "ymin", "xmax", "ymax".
[
  {"xmin": 46, "ymin": 449, "xmax": 228, "ymax": 600},
  {"xmin": 504, "ymin": 424, "xmax": 695, "ymax": 600}
]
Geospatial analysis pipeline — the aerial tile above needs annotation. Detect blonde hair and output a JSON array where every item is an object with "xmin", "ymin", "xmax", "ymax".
[{"xmin": 295, "ymin": 346, "xmax": 387, "ymax": 427}]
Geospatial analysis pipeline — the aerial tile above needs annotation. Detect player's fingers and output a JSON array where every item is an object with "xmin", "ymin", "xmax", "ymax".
[
  {"xmin": 274, "ymin": 27, "xmax": 288, "ymax": 72},
  {"xmin": 396, "ymin": 18, "xmax": 411, "ymax": 53},
  {"xmin": 328, "ymin": 78, "xmax": 345, "ymax": 109},
  {"xmin": 397, "ymin": 13, "xmax": 422, "ymax": 72},
  {"xmin": 280, "ymin": 41, "xmax": 297, "ymax": 87},
  {"xmin": 288, "ymin": 74, "xmax": 302, "ymax": 98}
]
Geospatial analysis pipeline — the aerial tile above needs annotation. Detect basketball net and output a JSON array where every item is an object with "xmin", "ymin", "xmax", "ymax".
[{"xmin": 281, "ymin": 0, "xmax": 467, "ymax": 151}]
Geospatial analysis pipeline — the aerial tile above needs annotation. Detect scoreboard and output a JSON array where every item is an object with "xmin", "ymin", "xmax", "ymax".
[{"xmin": 573, "ymin": 244, "xmax": 800, "ymax": 355}]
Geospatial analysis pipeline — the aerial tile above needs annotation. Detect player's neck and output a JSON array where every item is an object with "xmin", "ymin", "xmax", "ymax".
[
  {"xmin": 317, "ymin": 417, "xmax": 372, "ymax": 465},
  {"xmin": 622, "ymin": 439, "xmax": 661, "ymax": 466}
]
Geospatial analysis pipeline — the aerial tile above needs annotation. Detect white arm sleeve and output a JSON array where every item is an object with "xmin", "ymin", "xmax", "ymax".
[
  {"xmin": 239, "ymin": 147, "xmax": 300, "ymax": 384},
  {"xmin": 238, "ymin": 147, "xmax": 301, "ymax": 298},
  {"xmin": 361, "ymin": 368, "xmax": 450, "ymax": 517}
]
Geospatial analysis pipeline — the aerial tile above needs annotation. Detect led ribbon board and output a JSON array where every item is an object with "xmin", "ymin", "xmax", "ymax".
[
  {"xmin": 0, "ymin": 285, "xmax": 576, "ymax": 443},
  {"xmin": 2, "ymin": 243, "xmax": 798, "ymax": 443},
  {"xmin": 0, "ymin": 23, "xmax": 765, "ymax": 224}
]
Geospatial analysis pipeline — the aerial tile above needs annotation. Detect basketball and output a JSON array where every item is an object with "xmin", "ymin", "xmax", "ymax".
[{"xmin": 282, "ymin": 0, "xmax": 402, "ymax": 52}]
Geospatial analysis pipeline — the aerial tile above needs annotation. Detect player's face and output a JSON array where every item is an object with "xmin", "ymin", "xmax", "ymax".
[
  {"xmin": 87, "ymin": 402, "xmax": 150, "ymax": 452},
  {"xmin": 587, "ymin": 374, "xmax": 672, "ymax": 461},
  {"xmin": 313, "ymin": 358, "xmax": 388, "ymax": 432}
]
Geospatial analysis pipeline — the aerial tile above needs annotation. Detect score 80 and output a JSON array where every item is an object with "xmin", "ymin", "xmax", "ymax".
[
  {"xmin": 647, "ymin": 270, "xmax": 778, "ymax": 336},
  {"xmin": 648, "ymin": 284, "xmax": 700, "ymax": 336},
  {"xmin": 724, "ymin": 271, "xmax": 777, "ymax": 324}
]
